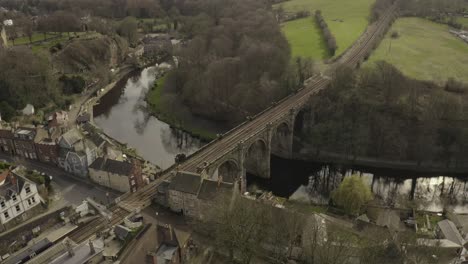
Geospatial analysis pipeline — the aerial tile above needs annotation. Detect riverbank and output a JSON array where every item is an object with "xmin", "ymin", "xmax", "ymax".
[{"xmin": 145, "ymin": 73, "xmax": 219, "ymax": 142}]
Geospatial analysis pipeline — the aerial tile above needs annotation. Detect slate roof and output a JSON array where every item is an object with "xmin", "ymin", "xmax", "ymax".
[
  {"xmin": 197, "ymin": 179, "xmax": 233, "ymax": 201},
  {"xmin": 437, "ymin": 219, "xmax": 464, "ymax": 246},
  {"xmin": 0, "ymin": 128, "xmax": 14, "ymax": 138},
  {"xmin": 89, "ymin": 157, "xmax": 133, "ymax": 176},
  {"xmin": 168, "ymin": 171, "xmax": 202, "ymax": 195},
  {"xmin": 376, "ymin": 210, "xmax": 401, "ymax": 231},
  {"xmin": 61, "ymin": 129, "xmax": 82, "ymax": 146},
  {"xmin": 155, "ymin": 243, "xmax": 178, "ymax": 262},
  {"xmin": 3, "ymin": 238, "xmax": 51, "ymax": 264},
  {"xmin": 114, "ymin": 225, "xmax": 131, "ymax": 240}
]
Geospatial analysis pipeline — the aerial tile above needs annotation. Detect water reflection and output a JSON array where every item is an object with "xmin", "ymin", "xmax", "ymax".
[
  {"xmin": 249, "ymin": 156, "xmax": 468, "ymax": 214},
  {"xmin": 93, "ymin": 67, "xmax": 203, "ymax": 169}
]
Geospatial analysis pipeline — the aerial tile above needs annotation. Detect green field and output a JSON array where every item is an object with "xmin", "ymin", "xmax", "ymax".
[
  {"xmin": 366, "ymin": 17, "xmax": 468, "ymax": 84},
  {"xmin": 276, "ymin": 0, "xmax": 374, "ymax": 59},
  {"xmin": 281, "ymin": 18, "xmax": 329, "ymax": 59}
]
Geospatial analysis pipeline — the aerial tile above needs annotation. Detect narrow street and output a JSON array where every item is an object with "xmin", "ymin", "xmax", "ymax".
[{"xmin": 0, "ymin": 152, "xmax": 119, "ymax": 207}]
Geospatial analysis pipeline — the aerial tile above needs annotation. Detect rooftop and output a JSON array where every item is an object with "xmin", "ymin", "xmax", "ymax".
[
  {"xmin": 437, "ymin": 219, "xmax": 464, "ymax": 246},
  {"xmin": 168, "ymin": 171, "xmax": 202, "ymax": 195},
  {"xmin": 89, "ymin": 157, "xmax": 133, "ymax": 176},
  {"xmin": 61, "ymin": 129, "xmax": 82, "ymax": 146},
  {"xmin": 197, "ymin": 179, "xmax": 233, "ymax": 200}
]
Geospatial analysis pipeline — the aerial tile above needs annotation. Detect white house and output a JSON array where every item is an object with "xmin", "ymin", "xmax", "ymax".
[
  {"xmin": 0, "ymin": 167, "xmax": 43, "ymax": 230},
  {"xmin": 3, "ymin": 19, "xmax": 13, "ymax": 26}
]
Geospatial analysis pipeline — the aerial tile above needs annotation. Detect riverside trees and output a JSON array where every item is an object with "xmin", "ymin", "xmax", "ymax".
[
  {"xmin": 159, "ymin": 0, "xmax": 302, "ymax": 125},
  {"xmin": 304, "ymin": 62, "xmax": 468, "ymax": 166}
]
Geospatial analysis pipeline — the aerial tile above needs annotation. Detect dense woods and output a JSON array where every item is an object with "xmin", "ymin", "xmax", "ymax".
[
  {"xmin": 0, "ymin": 48, "xmax": 59, "ymax": 120},
  {"xmin": 314, "ymin": 10, "xmax": 337, "ymax": 56},
  {"xmin": 304, "ymin": 62, "xmax": 468, "ymax": 167},
  {"xmin": 159, "ymin": 0, "xmax": 302, "ymax": 124}
]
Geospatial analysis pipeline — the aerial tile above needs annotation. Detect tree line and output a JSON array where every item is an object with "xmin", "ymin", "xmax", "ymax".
[
  {"xmin": 315, "ymin": 10, "xmax": 337, "ymax": 56},
  {"xmin": 303, "ymin": 62, "xmax": 468, "ymax": 167}
]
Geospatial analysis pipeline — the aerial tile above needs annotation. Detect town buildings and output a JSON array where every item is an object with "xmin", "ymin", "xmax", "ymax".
[
  {"xmin": 89, "ymin": 158, "xmax": 143, "ymax": 193},
  {"xmin": 14, "ymin": 127, "xmax": 38, "ymax": 160},
  {"xmin": 0, "ymin": 167, "xmax": 44, "ymax": 231},
  {"xmin": 166, "ymin": 171, "xmax": 234, "ymax": 218},
  {"xmin": 0, "ymin": 126, "xmax": 15, "ymax": 155}
]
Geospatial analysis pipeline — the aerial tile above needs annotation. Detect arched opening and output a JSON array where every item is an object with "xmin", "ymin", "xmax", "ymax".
[
  {"xmin": 271, "ymin": 122, "xmax": 293, "ymax": 158},
  {"xmin": 245, "ymin": 139, "xmax": 270, "ymax": 179},
  {"xmin": 213, "ymin": 159, "xmax": 241, "ymax": 183}
]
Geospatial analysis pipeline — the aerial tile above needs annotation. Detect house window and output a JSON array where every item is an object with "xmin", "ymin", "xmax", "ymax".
[
  {"xmin": 15, "ymin": 205, "xmax": 21, "ymax": 212},
  {"xmin": 12, "ymin": 195, "xmax": 17, "ymax": 202},
  {"xmin": 28, "ymin": 199, "xmax": 32, "ymax": 206},
  {"xmin": 25, "ymin": 186, "xmax": 31, "ymax": 194},
  {"xmin": 31, "ymin": 196, "xmax": 36, "ymax": 203},
  {"xmin": 0, "ymin": 201, "xmax": 5, "ymax": 208},
  {"xmin": 4, "ymin": 211, "xmax": 9, "ymax": 219}
]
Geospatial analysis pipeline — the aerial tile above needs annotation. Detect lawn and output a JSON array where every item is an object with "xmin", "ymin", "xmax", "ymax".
[
  {"xmin": 275, "ymin": 0, "xmax": 375, "ymax": 59},
  {"xmin": 365, "ymin": 17, "xmax": 468, "ymax": 84},
  {"xmin": 12, "ymin": 32, "xmax": 59, "ymax": 45},
  {"xmin": 282, "ymin": 18, "xmax": 329, "ymax": 59}
]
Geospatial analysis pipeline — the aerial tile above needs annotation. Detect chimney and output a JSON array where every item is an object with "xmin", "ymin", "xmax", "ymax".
[
  {"xmin": 88, "ymin": 239, "xmax": 95, "ymax": 254},
  {"xmin": 65, "ymin": 239, "xmax": 75, "ymax": 257}
]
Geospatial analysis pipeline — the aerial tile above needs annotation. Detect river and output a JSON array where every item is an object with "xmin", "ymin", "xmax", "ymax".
[
  {"xmin": 93, "ymin": 67, "xmax": 203, "ymax": 169},
  {"xmin": 93, "ymin": 67, "xmax": 468, "ymax": 213}
]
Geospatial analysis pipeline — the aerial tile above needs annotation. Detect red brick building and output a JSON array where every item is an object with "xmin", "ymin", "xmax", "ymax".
[{"xmin": 34, "ymin": 128, "xmax": 60, "ymax": 165}]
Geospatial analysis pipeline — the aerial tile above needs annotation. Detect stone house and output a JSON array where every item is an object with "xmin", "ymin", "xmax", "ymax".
[
  {"xmin": 58, "ymin": 128, "xmax": 98, "ymax": 177},
  {"xmin": 0, "ymin": 167, "xmax": 44, "ymax": 231},
  {"xmin": 0, "ymin": 126, "xmax": 15, "ymax": 155},
  {"xmin": 167, "ymin": 172, "xmax": 202, "ymax": 217},
  {"xmin": 167, "ymin": 171, "xmax": 234, "ymax": 218},
  {"xmin": 88, "ymin": 158, "xmax": 143, "ymax": 193},
  {"xmin": 13, "ymin": 127, "xmax": 38, "ymax": 160},
  {"xmin": 34, "ymin": 128, "xmax": 60, "ymax": 165}
]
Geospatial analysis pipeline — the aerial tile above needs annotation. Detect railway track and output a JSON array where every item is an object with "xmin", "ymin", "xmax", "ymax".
[{"xmin": 66, "ymin": 5, "xmax": 398, "ymax": 244}]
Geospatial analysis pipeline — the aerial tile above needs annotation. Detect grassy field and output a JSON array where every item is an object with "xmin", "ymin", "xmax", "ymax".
[
  {"xmin": 281, "ymin": 18, "xmax": 329, "ymax": 59},
  {"xmin": 366, "ymin": 17, "xmax": 468, "ymax": 84},
  {"xmin": 276, "ymin": 0, "xmax": 374, "ymax": 59}
]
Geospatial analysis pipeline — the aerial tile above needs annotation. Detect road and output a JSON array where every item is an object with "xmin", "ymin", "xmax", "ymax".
[{"xmin": 0, "ymin": 153, "xmax": 119, "ymax": 207}]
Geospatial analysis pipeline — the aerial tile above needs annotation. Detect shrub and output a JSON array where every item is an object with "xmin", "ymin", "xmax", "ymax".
[
  {"xmin": 391, "ymin": 31, "xmax": 399, "ymax": 39},
  {"xmin": 315, "ymin": 10, "xmax": 338, "ymax": 56}
]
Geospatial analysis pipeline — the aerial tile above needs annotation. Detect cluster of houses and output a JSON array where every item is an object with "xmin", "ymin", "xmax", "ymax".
[{"xmin": 0, "ymin": 111, "xmax": 145, "ymax": 195}]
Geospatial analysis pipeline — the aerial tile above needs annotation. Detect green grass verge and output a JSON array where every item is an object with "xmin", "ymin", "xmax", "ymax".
[
  {"xmin": 365, "ymin": 17, "xmax": 468, "ymax": 84},
  {"xmin": 281, "ymin": 17, "xmax": 329, "ymax": 59},
  {"xmin": 146, "ymin": 75, "xmax": 216, "ymax": 141},
  {"xmin": 12, "ymin": 32, "xmax": 59, "ymax": 45},
  {"xmin": 275, "ymin": 0, "xmax": 374, "ymax": 59}
]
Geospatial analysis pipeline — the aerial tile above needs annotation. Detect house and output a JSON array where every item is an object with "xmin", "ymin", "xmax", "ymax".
[
  {"xmin": 167, "ymin": 171, "xmax": 203, "ymax": 217},
  {"xmin": 437, "ymin": 219, "xmax": 465, "ymax": 247},
  {"xmin": 150, "ymin": 223, "xmax": 193, "ymax": 264},
  {"xmin": 58, "ymin": 129, "xmax": 97, "ymax": 177},
  {"xmin": 114, "ymin": 224, "xmax": 131, "ymax": 241},
  {"xmin": 47, "ymin": 111, "xmax": 69, "ymax": 128},
  {"xmin": 88, "ymin": 158, "xmax": 143, "ymax": 193},
  {"xmin": 2, "ymin": 19, "xmax": 13, "ymax": 26},
  {"xmin": 34, "ymin": 128, "xmax": 60, "ymax": 164},
  {"xmin": 0, "ymin": 168, "xmax": 44, "ymax": 231},
  {"xmin": 14, "ymin": 127, "xmax": 38, "ymax": 160},
  {"xmin": 22, "ymin": 104, "xmax": 35, "ymax": 116},
  {"xmin": 167, "ymin": 171, "xmax": 234, "ymax": 218},
  {"xmin": 0, "ymin": 126, "xmax": 15, "ymax": 155}
]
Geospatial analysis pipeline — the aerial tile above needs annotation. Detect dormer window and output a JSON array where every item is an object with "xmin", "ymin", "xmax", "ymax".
[
  {"xmin": 25, "ymin": 186, "xmax": 31, "ymax": 194},
  {"xmin": 12, "ymin": 195, "xmax": 17, "ymax": 202},
  {"xmin": 0, "ymin": 200, "xmax": 5, "ymax": 208}
]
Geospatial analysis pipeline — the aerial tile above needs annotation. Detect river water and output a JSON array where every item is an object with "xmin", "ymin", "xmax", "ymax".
[
  {"xmin": 93, "ymin": 67, "xmax": 468, "ymax": 213},
  {"xmin": 93, "ymin": 67, "xmax": 203, "ymax": 169}
]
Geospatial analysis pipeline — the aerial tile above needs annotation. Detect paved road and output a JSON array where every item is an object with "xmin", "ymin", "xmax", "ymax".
[{"xmin": 0, "ymin": 153, "xmax": 119, "ymax": 207}]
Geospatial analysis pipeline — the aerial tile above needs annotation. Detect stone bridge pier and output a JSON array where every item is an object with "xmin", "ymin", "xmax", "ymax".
[{"xmin": 201, "ymin": 107, "xmax": 313, "ymax": 192}]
